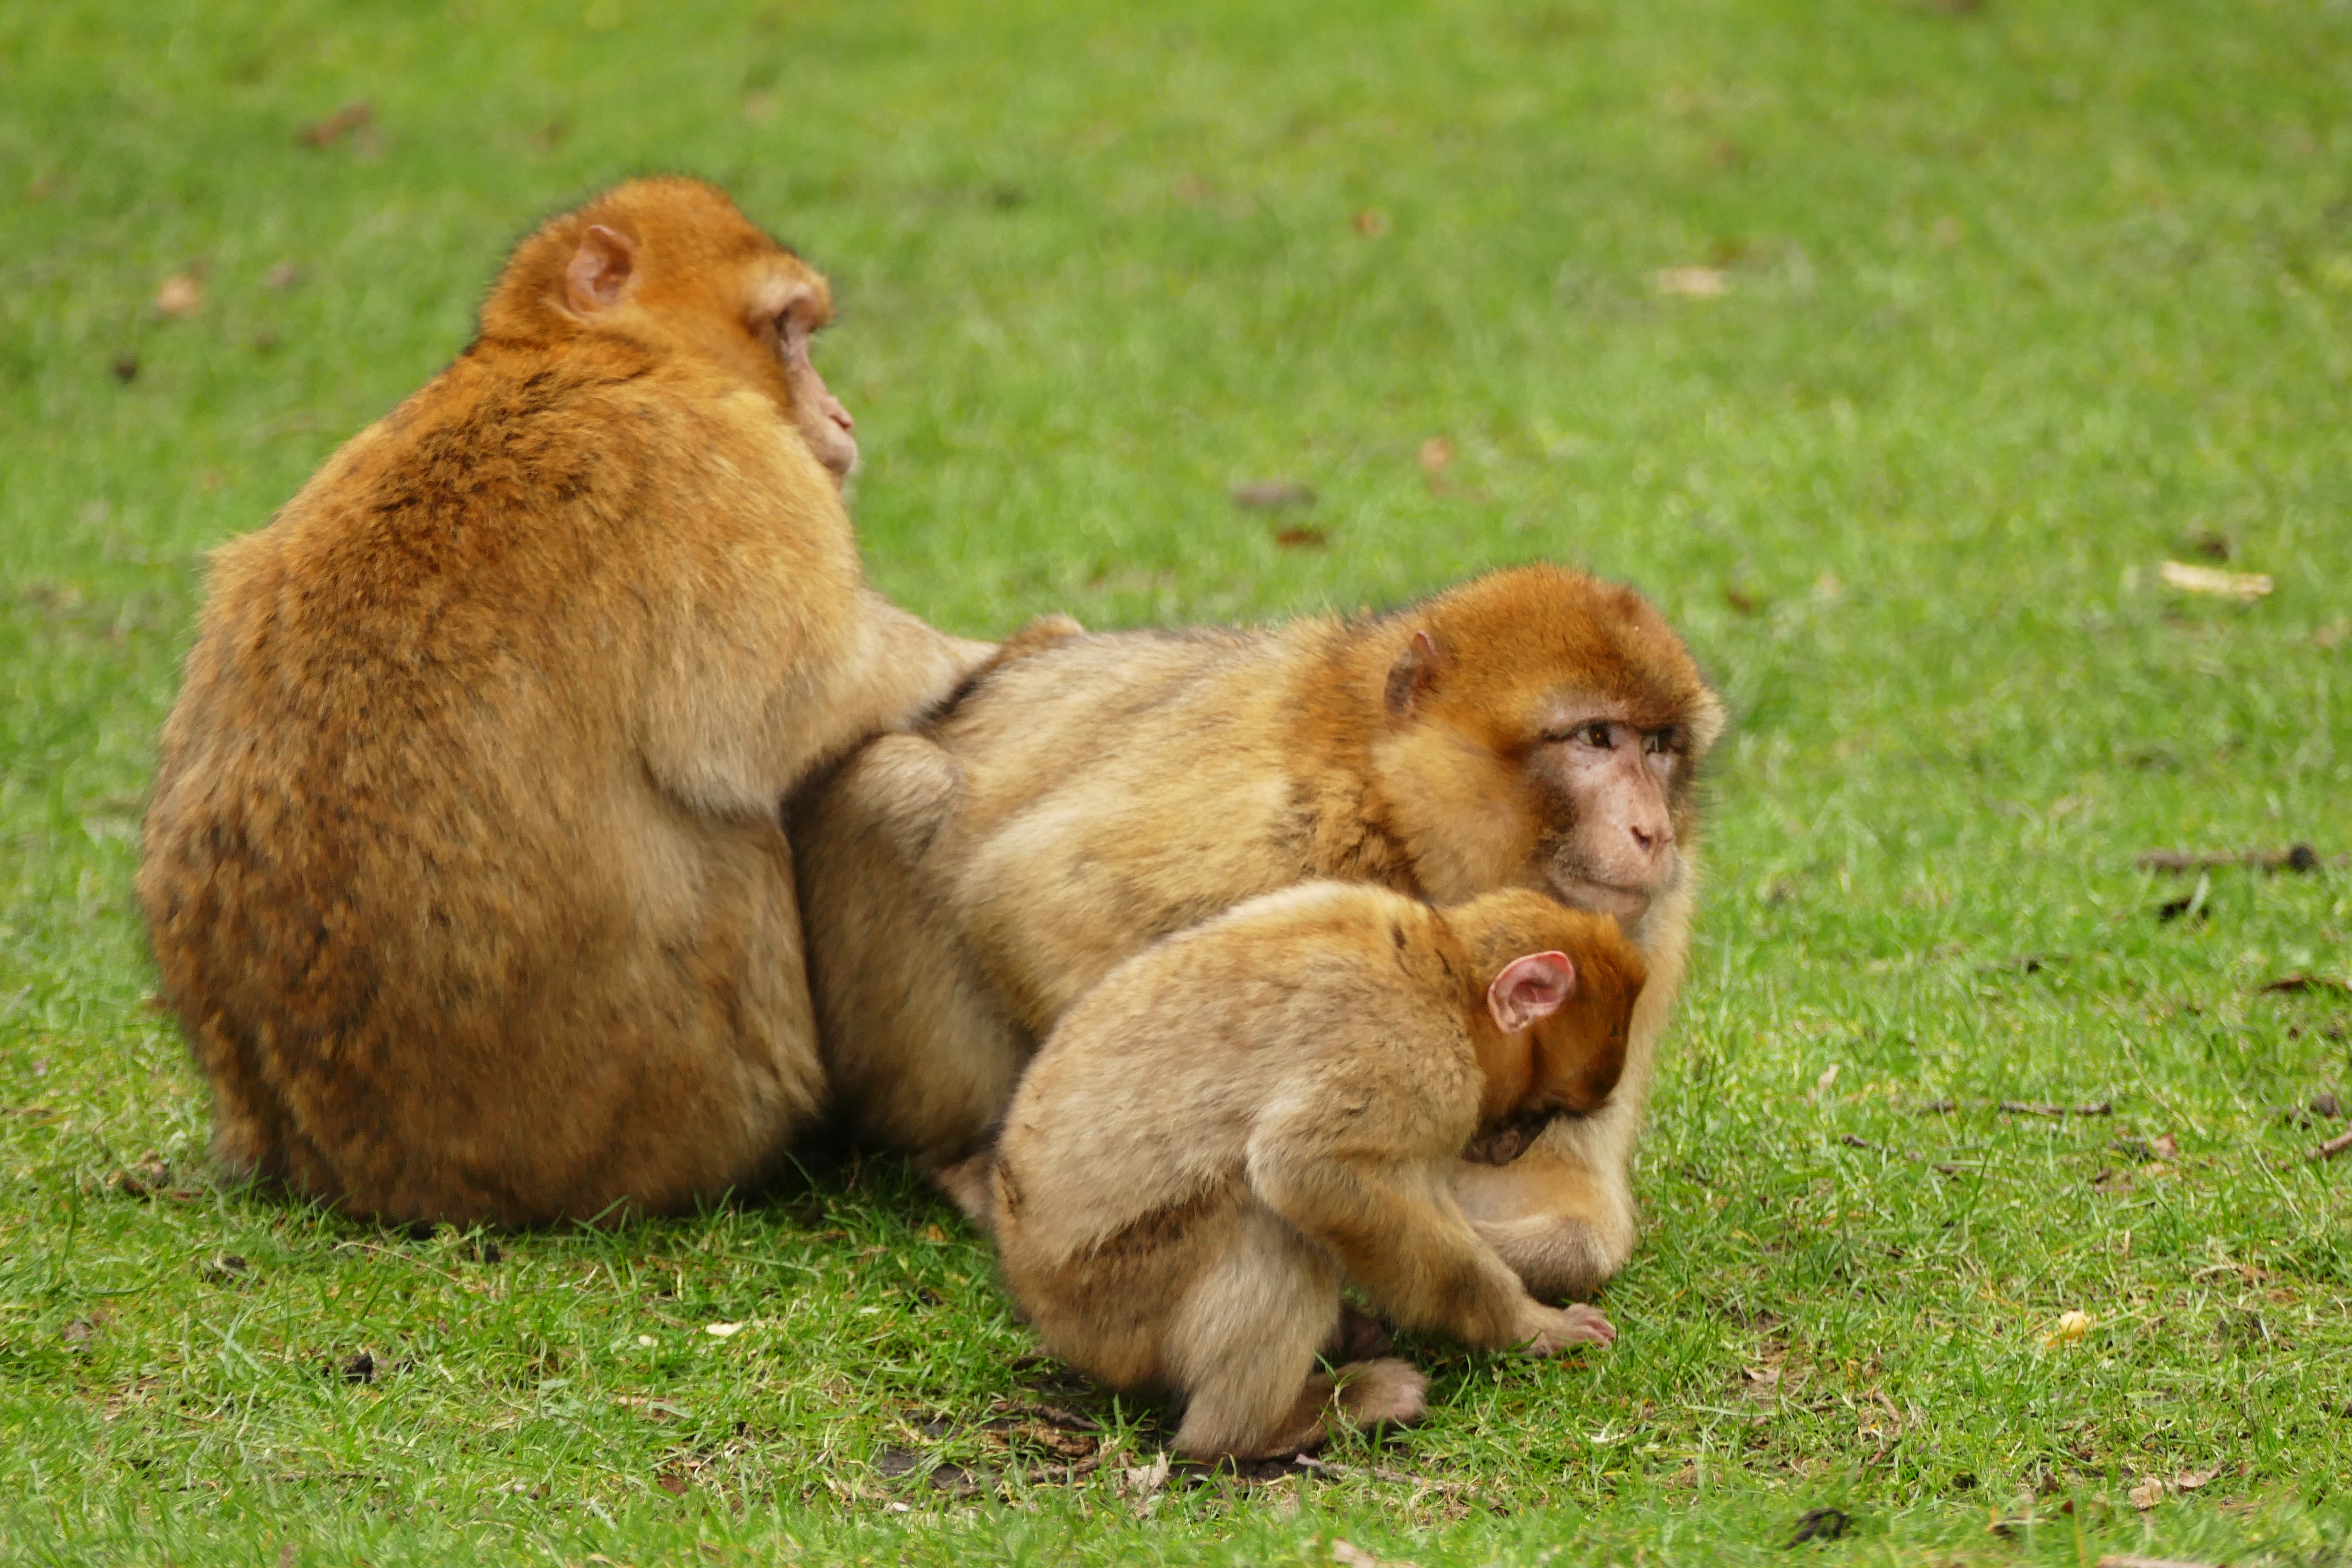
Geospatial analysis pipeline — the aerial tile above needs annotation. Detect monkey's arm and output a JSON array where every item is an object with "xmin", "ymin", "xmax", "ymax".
[
  {"xmin": 1452, "ymin": 1137, "xmax": 1635, "ymax": 1304},
  {"xmin": 1246, "ymin": 1118, "xmax": 1545, "ymax": 1352}
]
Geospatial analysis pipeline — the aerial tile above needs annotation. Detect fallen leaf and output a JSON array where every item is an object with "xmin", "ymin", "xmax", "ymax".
[
  {"xmin": 1352, "ymin": 208, "xmax": 1390, "ymax": 237},
  {"xmin": 1332, "ymin": 1541, "xmax": 1418, "ymax": 1568},
  {"xmin": 62, "ymin": 1318, "xmax": 97, "ymax": 1350},
  {"xmin": 1273, "ymin": 525, "xmax": 1328, "ymax": 550},
  {"xmin": 704, "ymin": 1320, "xmax": 745, "ymax": 1337},
  {"xmin": 612, "ymin": 1394, "xmax": 687, "ymax": 1420},
  {"xmin": 110, "ymin": 354, "xmax": 139, "ymax": 383},
  {"xmin": 1651, "ymin": 265, "xmax": 1729, "ymax": 297},
  {"xmin": 2172, "ymin": 1467, "xmax": 2218, "ymax": 1491},
  {"xmin": 2147, "ymin": 1132, "xmax": 2178, "ymax": 1159},
  {"xmin": 1121, "ymin": 1452, "xmax": 1170, "ymax": 1497},
  {"xmin": 1724, "ymin": 585, "xmax": 1759, "ymax": 615},
  {"xmin": 2042, "ymin": 1309, "xmax": 2092, "ymax": 1347},
  {"xmin": 919, "ymin": 1223, "xmax": 948, "ymax": 1243},
  {"xmin": 1418, "ymin": 437, "xmax": 1453, "ymax": 477},
  {"xmin": 300, "ymin": 102, "xmax": 374, "ymax": 148},
  {"xmin": 2159, "ymin": 559, "xmax": 2272, "ymax": 601},
  {"xmin": 153, "ymin": 274, "xmax": 204, "ymax": 317},
  {"xmin": 1230, "ymin": 480, "xmax": 1315, "ymax": 510},
  {"xmin": 341, "ymin": 1351, "xmax": 377, "ymax": 1384},
  {"xmin": 655, "ymin": 1472, "xmax": 690, "ymax": 1496},
  {"xmin": 2128, "ymin": 1478, "xmax": 2165, "ymax": 1510}
]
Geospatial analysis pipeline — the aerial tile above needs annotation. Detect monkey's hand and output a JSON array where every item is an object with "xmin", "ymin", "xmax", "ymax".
[{"xmin": 1510, "ymin": 1300, "xmax": 1616, "ymax": 1356}]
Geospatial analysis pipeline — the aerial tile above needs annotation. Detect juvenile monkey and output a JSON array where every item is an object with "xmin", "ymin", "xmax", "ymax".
[
  {"xmin": 992, "ymin": 882, "xmax": 1645, "ymax": 1461},
  {"xmin": 140, "ymin": 179, "xmax": 980, "ymax": 1225},
  {"xmin": 797, "ymin": 564, "xmax": 1721, "ymax": 1299}
]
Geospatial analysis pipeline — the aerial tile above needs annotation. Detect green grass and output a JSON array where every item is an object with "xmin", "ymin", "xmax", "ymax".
[{"xmin": 4, "ymin": 0, "xmax": 2351, "ymax": 1562}]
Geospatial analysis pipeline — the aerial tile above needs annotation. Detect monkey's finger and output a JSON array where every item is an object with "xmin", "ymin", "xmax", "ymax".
[{"xmin": 1560, "ymin": 1305, "xmax": 1617, "ymax": 1345}]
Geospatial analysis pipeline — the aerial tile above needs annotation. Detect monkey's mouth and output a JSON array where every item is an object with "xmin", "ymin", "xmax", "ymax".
[{"xmin": 1546, "ymin": 874, "xmax": 1652, "ymax": 922}]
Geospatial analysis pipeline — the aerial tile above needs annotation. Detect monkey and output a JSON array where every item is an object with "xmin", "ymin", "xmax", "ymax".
[
  {"xmin": 138, "ymin": 178, "xmax": 986, "ymax": 1226},
  {"xmin": 794, "ymin": 563, "xmax": 1722, "ymax": 1301},
  {"xmin": 989, "ymin": 882, "xmax": 1646, "ymax": 1461}
]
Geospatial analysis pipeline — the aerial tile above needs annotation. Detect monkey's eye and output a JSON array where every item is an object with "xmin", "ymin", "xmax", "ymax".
[
  {"xmin": 1539, "ymin": 721, "xmax": 1616, "ymax": 749},
  {"xmin": 1642, "ymin": 728, "xmax": 1676, "ymax": 755}
]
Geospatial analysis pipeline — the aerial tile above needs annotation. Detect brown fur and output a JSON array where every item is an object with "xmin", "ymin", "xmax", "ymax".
[
  {"xmin": 139, "ymin": 178, "xmax": 980, "ymax": 1225},
  {"xmin": 795, "ymin": 564, "xmax": 1721, "ymax": 1298},
  {"xmin": 990, "ymin": 883, "xmax": 1643, "ymax": 1460}
]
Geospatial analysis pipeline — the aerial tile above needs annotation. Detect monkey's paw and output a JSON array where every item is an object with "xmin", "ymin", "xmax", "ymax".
[
  {"xmin": 1513, "ymin": 1301, "xmax": 1617, "ymax": 1356},
  {"xmin": 1335, "ymin": 1357, "xmax": 1428, "ymax": 1429}
]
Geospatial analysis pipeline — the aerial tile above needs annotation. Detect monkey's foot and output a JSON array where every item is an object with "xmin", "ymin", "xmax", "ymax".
[
  {"xmin": 1322, "ymin": 1302, "xmax": 1394, "ymax": 1362},
  {"xmin": 930, "ymin": 1152, "xmax": 995, "ymax": 1228},
  {"xmin": 1558, "ymin": 1302, "xmax": 1615, "ymax": 1345},
  {"xmin": 1334, "ymin": 1357, "xmax": 1428, "ymax": 1430}
]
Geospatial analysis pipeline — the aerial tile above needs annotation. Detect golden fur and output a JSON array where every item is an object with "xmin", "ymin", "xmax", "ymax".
[
  {"xmin": 795, "ymin": 564, "xmax": 1720, "ymax": 1299},
  {"xmin": 991, "ymin": 883, "xmax": 1643, "ymax": 1459},
  {"xmin": 140, "ymin": 179, "xmax": 977, "ymax": 1225}
]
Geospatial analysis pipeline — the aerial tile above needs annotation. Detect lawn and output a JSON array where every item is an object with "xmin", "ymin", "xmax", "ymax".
[{"xmin": 3, "ymin": 0, "xmax": 2350, "ymax": 1562}]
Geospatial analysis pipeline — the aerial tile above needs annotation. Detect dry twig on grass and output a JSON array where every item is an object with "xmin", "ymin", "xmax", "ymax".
[{"xmin": 2138, "ymin": 844, "xmax": 2335, "ymax": 873}]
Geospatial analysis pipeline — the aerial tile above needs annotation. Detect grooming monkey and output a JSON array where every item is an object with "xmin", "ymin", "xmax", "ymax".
[
  {"xmin": 140, "ymin": 178, "xmax": 981, "ymax": 1225},
  {"xmin": 796, "ymin": 564, "xmax": 1721, "ymax": 1300},
  {"xmin": 992, "ymin": 883, "xmax": 1645, "ymax": 1461}
]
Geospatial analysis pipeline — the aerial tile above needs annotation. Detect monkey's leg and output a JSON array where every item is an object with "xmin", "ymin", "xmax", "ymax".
[
  {"xmin": 793, "ymin": 735, "xmax": 1033, "ymax": 1185},
  {"xmin": 1166, "ymin": 1208, "xmax": 1345, "ymax": 1461},
  {"xmin": 1453, "ymin": 1142, "xmax": 1635, "ymax": 1304}
]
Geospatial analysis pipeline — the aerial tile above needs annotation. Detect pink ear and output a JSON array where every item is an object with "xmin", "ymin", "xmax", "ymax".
[
  {"xmin": 1486, "ymin": 951, "xmax": 1575, "ymax": 1034},
  {"xmin": 566, "ymin": 224, "xmax": 638, "ymax": 313}
]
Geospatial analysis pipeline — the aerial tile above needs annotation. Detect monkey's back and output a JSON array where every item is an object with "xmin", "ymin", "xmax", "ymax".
[
  {"xmin": 139, "ymin": 337, "xmax": 848, "ymax": 1223},
  {"xmin": 992, "ymin": 882, "xmax": 1486, "ymax": 1379},
  {"xmin": 925, "ymin": 620, "xmax": 1390, "ymax": 1029}
]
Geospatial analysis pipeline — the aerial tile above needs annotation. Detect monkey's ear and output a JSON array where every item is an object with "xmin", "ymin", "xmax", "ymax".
[
  {"xmin": 565, "ymin": 224, "xmax": 639, "ymax": 314},
  {"xmin": 1487, "ymin": 950, "xmax": 1575, "ymax": 1034},
  {"xmin": 1382, "ymin": 629, "xmax": 1448, "ymax": 719}
]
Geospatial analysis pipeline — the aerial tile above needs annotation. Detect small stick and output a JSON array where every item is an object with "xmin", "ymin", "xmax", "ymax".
[
  {"xmin": 2313, "ymin": 1127, "xmax": 2352, "ymax": 1163},
  {"xmin": 2136, "ymin": 845, "xmax": 2334, "ymax": 873},
  {"xmin": 1027, "ymin": 1452, "xmax": 1106, "ymax": 1485},
  {"xmin": 1997, "ymin": 1101, "xmax": 2112, "ymax": 1117}
]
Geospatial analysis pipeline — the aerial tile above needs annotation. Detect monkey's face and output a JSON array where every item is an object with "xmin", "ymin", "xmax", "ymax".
[
  {"xmin": 540, "ymin": 182, "xmax": 860, "ymax": 490},
  {"xmin": 1523, "ymin": 710, "xmax": 1688, "ymax": 924},
  {"xmin": 1372, "ymin": 566, "xmax": 1721, "ymax": 931},
  {"xmin": 753, "ymin": 277, "xmax": 858, "ymax": 484},
  {"xmin": 1468, "ymin": 928, "xmax": 1643, "ymax": 1135},
  {"xmin": 1528, "ymin": 962, "xmax": 1642, "ymax": 1117}
]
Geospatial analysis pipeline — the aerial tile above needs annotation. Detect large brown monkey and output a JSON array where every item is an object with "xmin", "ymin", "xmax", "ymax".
[
  {"xmin": 140, "ymin": 179, "xmax": 980, "ymax": 1226},
  {"xmin": 992, "ymin": 883, "xmax": 1644, "ymax": 1460},
  {"xmin": 796, "ymin": 564, "xmax": 1722, "ymax": 1301}
]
